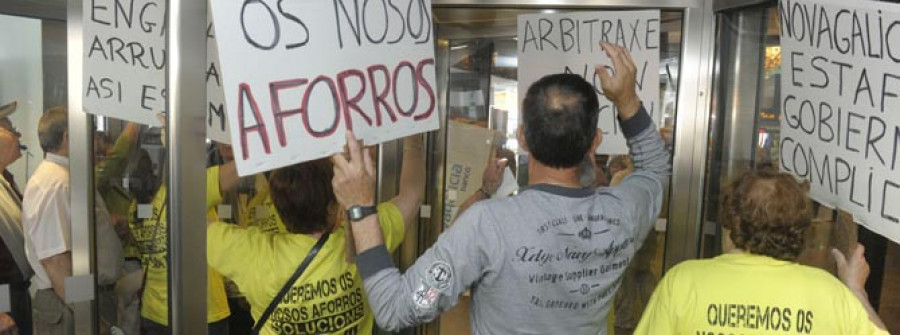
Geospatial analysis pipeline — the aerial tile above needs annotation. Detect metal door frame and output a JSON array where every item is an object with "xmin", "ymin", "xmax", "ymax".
[{"xmin": 68, "ymin": 0, "xmax": 208, "ymax": 333}]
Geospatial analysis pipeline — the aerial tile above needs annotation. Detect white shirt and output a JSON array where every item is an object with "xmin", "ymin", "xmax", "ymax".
[
  {"xmin": 23, "ymin": 153, "xmax": 71, "ymax": 290},
  {"xmin": 22, "ymin": 153, "xmax": 124, "ymax": 289}
]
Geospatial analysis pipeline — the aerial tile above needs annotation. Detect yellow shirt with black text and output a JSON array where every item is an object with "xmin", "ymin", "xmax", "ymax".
[
  {"xmin": 207, "ymin": 202, "xmax": 406, "ymax": 335},
  {"xmin": 127, "ymin": 166, "xmax": 230, "ymax": 325},
  {"xmin": 634, "ymin": 253, "xmax": 886, "ymax": 335},
  {"xmin": 236, "ymin": 174, "xmax": 288, "ymax": 233}
]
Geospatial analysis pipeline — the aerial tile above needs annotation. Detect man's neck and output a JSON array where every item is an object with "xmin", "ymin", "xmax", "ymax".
[{"xmin": 527, "ymin": 160, "xmax": 581, "ymax": 188}]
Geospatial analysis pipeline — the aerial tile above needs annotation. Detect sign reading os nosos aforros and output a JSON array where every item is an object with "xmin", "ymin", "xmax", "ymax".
[{"xmin": 210, "ymin": 0, "xmax": 440, "ymax": 176}]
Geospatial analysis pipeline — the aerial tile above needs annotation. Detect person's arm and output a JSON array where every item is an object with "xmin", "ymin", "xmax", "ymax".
[
  {"xmin": 206, "ymin": 161, "xmax": 237, "ymax": 210},
  {"xmin": 597, "ymin": 42, "xmax": 671, "ymax": 239},
  {"xmin": 389, "ymin": 135, "xmax": 426, "ymax": 230},
  {"xmin": 334, "ymin": 132, "xmax": 494, "ymax": 330},
  {"xmin": 95, "ymin": 122, "xmax": 140, "ymax": 188},
  {"xmin": 832, "ymin": 244, "xmax": 887, "ymax": 331},
  {"xmin": 0, "ymin": 312, "xmax": 16, "ymax": 335},
  {"xmin": 41, "ymin": 251, "xmax": 72, "ymax": 301},
  {"xmin": 456, "ymin": 154, "xmax": 507, "ymax": 218}
]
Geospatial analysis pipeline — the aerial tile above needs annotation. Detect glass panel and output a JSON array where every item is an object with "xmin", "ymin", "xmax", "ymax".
[
  {"xmin": 433, "ymin": 8, "xmax": 683, "ymax": 334},
  {"xmin": 93, "ymin": 116, "xmax": 164, "ymax": 334},
  {"xmin": 703, "ymin": 5, "xmax": 899, "ymax": 334}
]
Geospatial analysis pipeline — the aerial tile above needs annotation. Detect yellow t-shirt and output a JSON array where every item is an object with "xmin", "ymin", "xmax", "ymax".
[
  {"xmin": 634, "ymin": 253, "xmax": 887, "ymax": 335},
  {"xmin": 207, "ymin": 202, "xmax": 406, "ymax": 335},
  {"xmin": 237, "ymin": 174, "xmax": 288, "ymax": 233},
  {"xmin": 127, "ymin": 166, "xmax": 231, "ymax": 325}
]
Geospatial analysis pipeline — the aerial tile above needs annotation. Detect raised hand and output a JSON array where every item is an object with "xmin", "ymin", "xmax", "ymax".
[
  {"xmin": 331, "ymin": 131, "xmax": 376, "ymax": 209},
  {"xmin": 596, "ymin": 42, "xmax": 641, "ymax": 120}
]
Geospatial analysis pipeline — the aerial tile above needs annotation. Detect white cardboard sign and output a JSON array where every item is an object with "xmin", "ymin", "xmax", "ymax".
[
  {"xmin": 517, "ymin": 10, "xmax": 661, "ymax": 154},
  {"xmin": 206, "ymin": 15, "xmax": 231, "ymax": 144},
  {"xmin": 82, "ymin": 0, "xmax": 232, "ymax": 142},
  {"xmin": 83, "ymin": 0, "xmax": 167, "ymax": 126},
  {"xmin": 779, "ymin": 0, "xmax": 900, "ymax": 244},
  {"xmin": 210, "ymin": 0, "xmax": 440, "ymax": 176}
]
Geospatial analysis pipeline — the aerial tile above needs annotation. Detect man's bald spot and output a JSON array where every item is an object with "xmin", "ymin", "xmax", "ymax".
[{"xmin": 542, "ymin": 86, "xmax": 581, "ymax": 113}]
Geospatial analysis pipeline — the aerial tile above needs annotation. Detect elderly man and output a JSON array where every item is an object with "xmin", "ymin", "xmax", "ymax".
[
  {"xmin": 0, "ymin": 101, "xmax": 32, "ymax": 335},
  {"xmin": 332, "ymin": 42, "xmax": 670, "ymax": 334},
  {"xmin": 23, "ymin": 108, "xmax": 123, "ymax": 334}
]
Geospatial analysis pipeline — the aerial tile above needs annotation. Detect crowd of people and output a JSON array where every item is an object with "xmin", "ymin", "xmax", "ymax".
[{"xmin": 0, "ymin": 42, "xmax": 888, "ymax": 335}]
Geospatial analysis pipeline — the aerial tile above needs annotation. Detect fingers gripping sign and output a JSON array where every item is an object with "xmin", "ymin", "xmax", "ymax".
[
  {"xmin": 595, "ymin": 42, "xmax": 642, "ymax": 120},
  {"xmin": 332, "ymin": 131, "xmax": 377, "ymax": 209}
]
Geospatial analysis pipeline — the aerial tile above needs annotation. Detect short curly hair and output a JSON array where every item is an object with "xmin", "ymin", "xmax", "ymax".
[
  {"xmin": 269, "ymin": 159, "xmax": 335, "ymax": 234},
  {"xmin": 720, "ymin": 169, "xmax": 812, "ymax": 261}
]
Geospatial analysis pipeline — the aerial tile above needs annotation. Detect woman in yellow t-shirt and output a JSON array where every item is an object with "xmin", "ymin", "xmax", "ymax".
[
  {"xmin": 635, "ymin": 170, "xmax": 888, "ymax": 335},
  {"xmin": 207, "ymin": 136, "xmax": 424, "ymax": 334},
  {"xmin": 127, "ymin": 164, "xmax": 236, "ymax": 334}
]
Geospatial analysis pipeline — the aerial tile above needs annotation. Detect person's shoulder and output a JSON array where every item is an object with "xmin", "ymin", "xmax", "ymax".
[
  {"xmin": 787, "ymin": 262, "xmax": 847, "ymax": 286},
  {"xmin": 665, "ymin": 258, "xmax": 712, "ymax": 276}
]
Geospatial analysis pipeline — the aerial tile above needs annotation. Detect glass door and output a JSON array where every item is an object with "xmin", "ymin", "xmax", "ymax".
[{"xmin": 426, "ymin": 3, "xmax": 711, "ymax": 334}]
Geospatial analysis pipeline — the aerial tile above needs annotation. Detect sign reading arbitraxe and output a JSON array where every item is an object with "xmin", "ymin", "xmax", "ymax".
[
  {"xmin": 210, "ymin": 0, "xmax": 439, "ymax": 176},
  {"xmin": 779, "ymin": 0, "xmax": 900, "ymax": 244},
  {"xmin": 517, "ymin": 10, "xmax": 661, "ymax": 154}
]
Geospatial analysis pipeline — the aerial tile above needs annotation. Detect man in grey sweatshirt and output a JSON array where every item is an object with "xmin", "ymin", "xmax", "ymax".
[{"xmin": 332, "ymin": 42, "xmax": 671, "ymax": 334}]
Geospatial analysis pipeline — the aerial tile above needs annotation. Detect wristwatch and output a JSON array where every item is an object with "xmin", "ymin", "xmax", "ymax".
[{"xmin": 346, "ymin": 205, "xmax": 378, "ymax": 222}]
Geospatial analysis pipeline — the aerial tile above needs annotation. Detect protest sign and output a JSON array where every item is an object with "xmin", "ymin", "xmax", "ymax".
[
  {"xmin": 206, "ymin": 15, "xmax": 230, "ymax": 143},
  {"xmin": 83, "ymin": 0, "xmax": 167, "ymax": 126},
  {"xmin": 443, "ymin": 121, "xmax": 495, "ymax": 226},
  {"xmin": 83, "ymin": 0, "xmax": 234, "ymax": 141},
  {"xmin": 210, "ymin": 0, "xmax": 440, "ymax": 176},
  {"xmin": 517, "ymin": 10, "xmax": 661, "ymax": 154},
  {"xmin": 779, "ymin": 0, "xmax": 900, "ymax": 244}
]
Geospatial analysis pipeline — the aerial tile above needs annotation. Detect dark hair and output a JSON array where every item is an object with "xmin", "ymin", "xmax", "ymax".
[
  {"xmin": 269, "ymin": 159, "xmax": 335, "ymax": 234},
  {"xmin": 522, "ymin": 73, "xmax": 599, "ymax": 168},
  {"xmin": 39, "ymin": 107, "xmax": 68, "ymax": 153},
  {"xmin": 720, "ymin": 169, "xmax": 812, "ymax": 261}
]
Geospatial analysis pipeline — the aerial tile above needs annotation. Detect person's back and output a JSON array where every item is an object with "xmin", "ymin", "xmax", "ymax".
[
  {"xmin": 455, "ymin": 182, "xmax": 658, "ymax": 334},
  {"xmin": 635, "ymin": 170, "xmax": 887, "ymax": 334},
  {"xmin": 208, "ymin": 201, "xmax": 406, "ymax": 334},
  {"xmin": 341, "ymin": 43, "xmax": 669, "ymax": 334},
  {"xmin": 638, "ymin": 253, "xmax": 881, "ymax": 334}
]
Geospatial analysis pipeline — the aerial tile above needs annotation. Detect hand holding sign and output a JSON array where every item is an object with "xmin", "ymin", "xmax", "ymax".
[
  {"xmin": 332, "ymin": 131, "xmax": 376, "ymax": 209},
  {"xmin": 210, "ymin": 0, "xmax": 439, "ymax": 176},
  {"xmin": 596, "ymin": 42, "xmax": 641, "ymax": 120},
  {"xmin": 517, "ymin": 10, "xmax": 660, "ymax": 154}
]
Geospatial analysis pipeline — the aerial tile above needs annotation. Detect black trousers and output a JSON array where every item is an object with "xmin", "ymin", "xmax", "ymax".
[{"xmin": 6, "ymin": 280, "xmax": 32, "ymax": 335}]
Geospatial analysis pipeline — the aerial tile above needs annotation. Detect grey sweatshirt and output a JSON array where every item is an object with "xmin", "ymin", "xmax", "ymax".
[{"xmin": 357, "ymin": 106, "xmax": 671, "ymax": 334}]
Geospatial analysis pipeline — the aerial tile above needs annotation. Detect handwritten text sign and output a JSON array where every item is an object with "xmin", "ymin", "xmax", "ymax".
[
  {"xmin": 518, "ymin": 10, "xmax": 661, "ymax": 154},
  {"xmin": 779, "ymin": 0, "xmax": 900, "ymax": 244},
  {"xmin": 210, "ymin": 0, "xmax": 439, "ymax": 176},
  {"xmin": 83, "ymin": 0, "xmax": 235, "ymax": 142},
  {"xmin": 83, "ymin": 0, "xmax": 166, "ymax": 126},
  {"xmin": 206, "ymin": 16, "xmax": 230, "ymax": 143}
]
